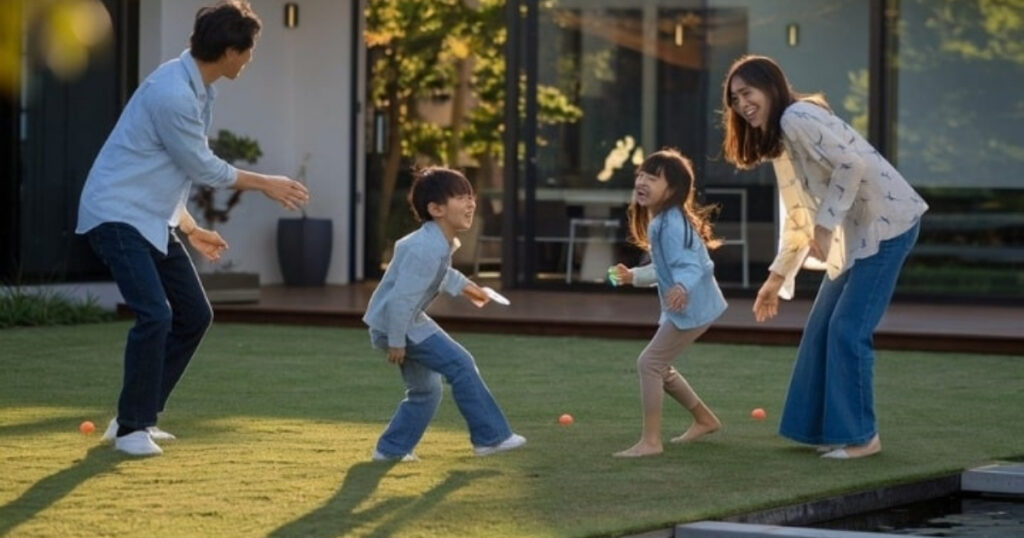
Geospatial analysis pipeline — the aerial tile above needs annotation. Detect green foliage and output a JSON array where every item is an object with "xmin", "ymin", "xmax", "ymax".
[
  {"xmin": 191, "ymin": 129, "xmax": 263, "ymax": 229},
  {"xmin": 208, "ymin": 129, "xmax": 263, "ymax": 165},
  {"xmin": 457, "ymin": 0, "xmax": 582, "ymax": 164},
  {"xmin": 842, "ymin": 68, "xmax": 869, "ymax": 136},
  {"xmin": 366, "ymin": 0, "xmax": 583, "ymax": 252},
  {"xmin": 924, "ymin": 0, "xmax": 1024, "ymax": 64},
  {"xmin": 365, "ymin": 0, "xmax": 463, "ymax": 161},
  {"xmin": 900, "ymin": 262, "xmax": 1024, "ymax": 296},
  {"xmin": 0, "ymin": 288, "xmax": 113, "ymax": 328}
]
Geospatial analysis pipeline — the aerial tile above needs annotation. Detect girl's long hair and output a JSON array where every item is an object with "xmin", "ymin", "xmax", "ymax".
[
  {"xmin": 721, "ymin": 54, "xmax": 829, "ymax": 169},
  {"xmin": 627, "ymin": 149, "xmax": 721, "ymax": 251}
]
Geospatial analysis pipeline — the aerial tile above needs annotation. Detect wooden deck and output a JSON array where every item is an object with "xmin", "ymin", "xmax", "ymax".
[{"xmin": 178, "ymin": 283, "xmax": 1023, "ymax": 356}]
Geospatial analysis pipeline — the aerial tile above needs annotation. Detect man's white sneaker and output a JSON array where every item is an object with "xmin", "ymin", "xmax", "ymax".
[
  {"xmin": 100, "ymin": 419, "xmax": 176, "ymax": 442},
  {"xmin": 371, "ymin": 449, "xmax": 418, "ymax": 462},
  {"xmin": 473, "ymin": 433, "xmax": 526, "ymax": 456},
  {"xmin": 146, "ymin": 426, "xmax": 176, "ymax": 441},
  {"xmin": 114, "ymin": 431, "xmax": 163, "ymax": 456},
  {"xmin": 100, "ymin": 418, "xmax": 118, "ymax": 443}
]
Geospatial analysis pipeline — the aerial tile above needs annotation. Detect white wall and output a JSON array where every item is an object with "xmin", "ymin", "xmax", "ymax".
[{"xmin": 140, "ymin": 0, "xmax": 356, "ymax": 284}]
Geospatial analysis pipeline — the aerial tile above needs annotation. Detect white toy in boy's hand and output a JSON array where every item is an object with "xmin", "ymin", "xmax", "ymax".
[{"xmin": 482, "ymin": 287, "xmax": 511, "ymax": 306}]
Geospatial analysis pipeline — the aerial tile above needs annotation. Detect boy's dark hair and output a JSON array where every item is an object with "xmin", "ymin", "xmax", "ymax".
[
  {"xmin": 408, "ymin": 167, "xmax": 474, "ymax": 222},
  {"xmin": 190, "ymin": 1, "xmax": 262, "ymax": 62}
]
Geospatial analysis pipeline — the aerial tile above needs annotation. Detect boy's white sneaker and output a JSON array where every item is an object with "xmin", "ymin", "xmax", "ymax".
[
  {"xmin": 474, "ymin": 433, "xmax": 527, "ymax": 456},
  {"xmin": 371, "ymin": 449, "xmax": 418, "ymax": 462},
  {"xmin": 114, "ymin": 431, "xmax": 163, "ymax": 456},
  {"xmin": 100, "ymin": 418, "xmax": 176, "ymax": 442}
]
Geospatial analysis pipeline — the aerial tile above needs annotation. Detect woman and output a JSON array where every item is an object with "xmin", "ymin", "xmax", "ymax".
[{"xmin": 721, "ymin": 55, "xmax": 927, "ymax": 459}]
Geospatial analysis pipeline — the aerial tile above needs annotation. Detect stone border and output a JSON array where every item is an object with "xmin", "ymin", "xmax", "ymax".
[
  {"xmin": 721, "ymin": 474, "xmax": 960, "ymax": 527},
  {"xmin": 653, "ymin": 463, "xmax": 1024, "ymax": 537}
]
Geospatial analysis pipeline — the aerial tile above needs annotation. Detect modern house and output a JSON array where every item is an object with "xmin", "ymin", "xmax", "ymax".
[{"xmin": 2, "ymin": 0, "xmax": 1021, "ymax": 306}]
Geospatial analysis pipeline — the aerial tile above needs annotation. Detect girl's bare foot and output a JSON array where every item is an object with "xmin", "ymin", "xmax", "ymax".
[
  {"xmin": 613, "ymin": 441, "xmax": 663, "ymax": 458},
  {"xmin": 821, "ymin": 435, "xmax": 881, "ymax": 459},
  {"xmin": 670, "ymin": 420, "xmax": 721, "ymax": 443},
  {"xmin": 670, "ymin": 406, "xmax": 722, "ymax": 444}
]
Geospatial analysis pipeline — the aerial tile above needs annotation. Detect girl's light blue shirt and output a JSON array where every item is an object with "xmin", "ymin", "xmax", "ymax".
[
  {"xmin": 76, "ymin": 50, "xmax": 237, "ymax": 253},
  {"xmin": 363, "ymin": 221, "xmax": 471, "ymax": 348},
  {"xmin": 644, "ymin": 207, "xmax": 727, "ymax": 330}
]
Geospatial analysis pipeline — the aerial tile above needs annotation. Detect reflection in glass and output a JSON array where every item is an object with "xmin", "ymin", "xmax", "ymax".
[{"xmin": 890, "ymin": 0, "xmax": 1024, "ymax": 298}]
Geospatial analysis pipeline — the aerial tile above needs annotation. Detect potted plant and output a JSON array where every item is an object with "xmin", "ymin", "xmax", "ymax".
[
  {"xmin": 277, "ymin": 153, "xmax": 333, "ymax": 286},
  {"xmin": 191, "ymin": 129, "xmax": 262, "ymax": 303}
]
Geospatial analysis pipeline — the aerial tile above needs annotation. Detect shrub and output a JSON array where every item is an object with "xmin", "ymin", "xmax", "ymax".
[{"xmin": 0, "ymin": 288, "xmax": 114, "ymax": 328}]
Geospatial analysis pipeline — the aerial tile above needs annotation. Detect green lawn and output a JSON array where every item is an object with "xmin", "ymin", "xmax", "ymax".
[{"xmin": 1, "ymin": 322, "xmax": 1022, "ymax": 537}]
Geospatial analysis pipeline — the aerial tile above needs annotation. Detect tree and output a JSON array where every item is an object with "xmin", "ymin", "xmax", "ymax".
[
  {"xmin": 365, "ymin": 0, "xmax": 463, "ymax": 251},
  {"xmin": 365, "ymin": 0, "xmax": 582, "ymax": 253}
]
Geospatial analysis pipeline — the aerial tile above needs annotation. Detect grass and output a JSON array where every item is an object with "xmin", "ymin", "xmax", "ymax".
[{"xmin": 1, "ymin": 322, "xmax": 1022, "ymax": 537}]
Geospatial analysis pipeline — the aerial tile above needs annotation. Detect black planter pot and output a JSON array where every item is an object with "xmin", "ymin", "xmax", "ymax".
[{"xmin": 277, "ymin": 217, "xmax": 333, "ymax": 286}]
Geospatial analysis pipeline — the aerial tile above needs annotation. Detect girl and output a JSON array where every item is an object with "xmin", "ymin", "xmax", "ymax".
[
  {"xmin": 609, "ymin": 149, "xmax": 727, "ymax": 458},
  {"xmin": 721, "ymin": 55, "xmax": 927, "ymax": 459}
]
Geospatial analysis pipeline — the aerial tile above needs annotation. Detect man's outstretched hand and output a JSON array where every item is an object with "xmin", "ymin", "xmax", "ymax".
[
  {"xmin": 261, "ymin": 175, "xmax": 310, "ymax": 211},
  {"xmin": 234, "ymin": 170, "xmax": 311, "ymax": 211}
]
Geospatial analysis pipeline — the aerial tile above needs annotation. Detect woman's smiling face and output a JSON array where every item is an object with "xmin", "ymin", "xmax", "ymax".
[{"xmin": 729, "ymin": 75, "xmax": 771, "ymax": 130}]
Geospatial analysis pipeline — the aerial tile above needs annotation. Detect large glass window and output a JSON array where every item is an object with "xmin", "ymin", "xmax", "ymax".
[
  {"xmin": 888, "ymin": 0, "xmax": 1024, "ymax": 299},
  {"xmin": 529, "ymin": 0, "xmax": 869, "ymax": 288},
  {"xmin": 361, "ymin": 0, "xmax": 1020, "ymax": 300}
]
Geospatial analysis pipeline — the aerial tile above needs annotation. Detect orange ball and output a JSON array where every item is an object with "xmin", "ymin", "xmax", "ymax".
[
  {"xmin": 79, "ymin": 420, "xmax": 95, "ymax": 435},
  {"xmin": 558, "ymin": 413, "xmax": 574, "ymax": 426},
  {"xmin": 750, "ymin": 408, "xmax": 766, "ymax": 421}
]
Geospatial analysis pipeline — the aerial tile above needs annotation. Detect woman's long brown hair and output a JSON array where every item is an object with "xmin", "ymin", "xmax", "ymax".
[
  {"xmin": 720, "ymin": 55, "xmax": 829, "ymax": 169},
  {"xmin": 627, "ymin": 149, "xmax": 721, "ymax": 252}
]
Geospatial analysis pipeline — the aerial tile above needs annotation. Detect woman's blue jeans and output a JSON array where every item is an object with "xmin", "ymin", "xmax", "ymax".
[
  {"xmin": 779, "ymin": 222, "xmax": 920, "ymax": 446},
  {"xmin": 376, "ymin": 330, "xmax": 512, "ymax": 457},
  {"xmin": 87, "ymin": 223, "xmax": 212, "ymax": 430}
]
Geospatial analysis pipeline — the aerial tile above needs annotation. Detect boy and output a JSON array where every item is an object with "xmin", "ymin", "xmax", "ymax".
[{"xmin": 363, "ymin": 167, "xmax": 525, "ymax": 461}]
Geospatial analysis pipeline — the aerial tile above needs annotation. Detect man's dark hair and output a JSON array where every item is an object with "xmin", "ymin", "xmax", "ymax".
[
  {"xmin": 190, "ymin": 1, "xmax": 262, "ymax": 62},
  {"xmin": 408, "ymin": 167, "xmax": 474, "ymax": 222}
]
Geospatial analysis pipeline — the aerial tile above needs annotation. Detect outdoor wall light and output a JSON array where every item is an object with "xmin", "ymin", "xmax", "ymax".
[
  {"xmin": 786, "ymin": 23, "xmax": 799, "ymax": 47},
  {"xmin": 284, "ymin": 3, "xmax": 299, "ymax": 29},
  {"xmin": 674, "ymin": 23, "xmax": 685, "ymax": 46}
]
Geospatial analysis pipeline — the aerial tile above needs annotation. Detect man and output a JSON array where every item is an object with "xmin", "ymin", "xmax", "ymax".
[{"xmin": 76, "ymin": 1, "xmax": 309, "ymax": 456}]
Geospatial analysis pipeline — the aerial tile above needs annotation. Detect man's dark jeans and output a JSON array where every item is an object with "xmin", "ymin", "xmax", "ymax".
[{"xmin": 87, "ymin": 222, "xmax": 212, "ymax": 429}]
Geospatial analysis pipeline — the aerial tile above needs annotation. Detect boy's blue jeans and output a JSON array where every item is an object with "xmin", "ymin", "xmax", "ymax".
[
  {"xmin": 87, "ymin": 222, "xmax": 212, "ymax": 430},
  {"xmin": 779, "ymin": 222, "xmax": 920, "ymax": 446},
  {"xmin": 375, "ymin": 330, "xmax": 512, "ymax": 457}
]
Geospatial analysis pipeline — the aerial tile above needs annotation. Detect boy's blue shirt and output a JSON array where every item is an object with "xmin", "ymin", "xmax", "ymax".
[
  {"xmin": 363, "ymin": 221, "xmax": 471, "ymax": 348},
  {"xmin": 648, "ymin": 207, "xmax": 727, "ymax": 329},
  {"xmin": 76, "ymin": 49, "xmax": 237, "ymax": 253}
]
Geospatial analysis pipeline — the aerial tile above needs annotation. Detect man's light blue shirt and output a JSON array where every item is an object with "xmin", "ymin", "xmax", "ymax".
[{"xmin": 76, "ymin": 50, "xmax": 237, "ymax": 253}]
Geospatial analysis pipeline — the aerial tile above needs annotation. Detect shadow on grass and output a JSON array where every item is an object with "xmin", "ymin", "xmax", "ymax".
[
  {"xmin": 0, "ymin": 446, "xmax": 122, "ymax": 537},
  {"xmin": 270, "ymin": 463, "xmax": 499, "ymax": 538},
  {"xmin": 0, "ymin": 415, "xmax": 86, "ymax": 437}
]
